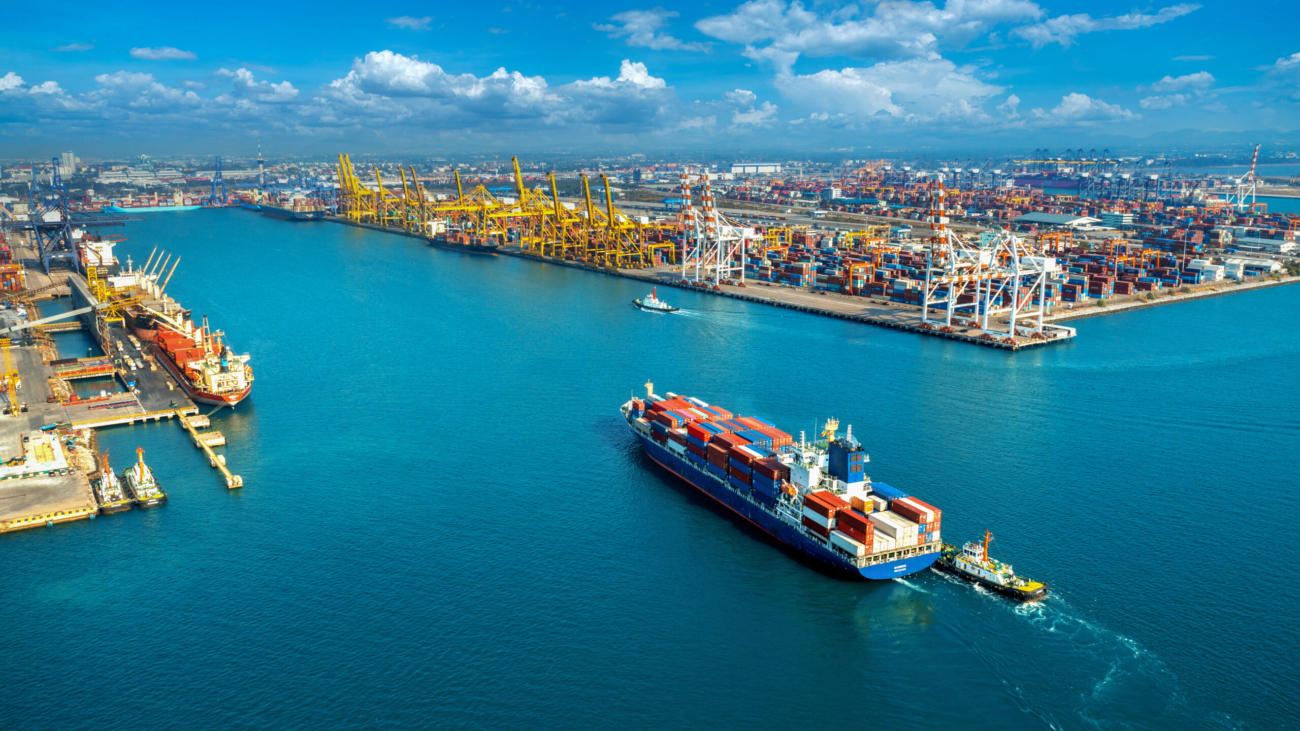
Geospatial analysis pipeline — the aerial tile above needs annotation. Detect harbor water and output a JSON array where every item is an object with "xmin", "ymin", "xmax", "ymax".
[{"xmin": 1, "ymin": 209, "xmax": 1296, "ymax": 730}]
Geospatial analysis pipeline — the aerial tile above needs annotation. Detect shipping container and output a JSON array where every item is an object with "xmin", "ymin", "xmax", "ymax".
[
  {"xmin": 830, "ymin": 530, "xmax": 867, "ymax": 557},
  {"xmin": 802, "ymin": 515, "xmax": 830, "ymax": 538}
]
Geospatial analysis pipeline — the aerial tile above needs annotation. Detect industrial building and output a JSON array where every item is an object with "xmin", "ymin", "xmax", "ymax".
[{"xmin": 730, "ymin": 162, "xmax": 782, "ymax": 175}]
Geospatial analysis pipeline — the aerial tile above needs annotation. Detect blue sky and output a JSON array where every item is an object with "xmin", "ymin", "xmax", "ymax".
[{"xmin": 1, "ymin": 0, "xmax": 1297, "ymax": 156}]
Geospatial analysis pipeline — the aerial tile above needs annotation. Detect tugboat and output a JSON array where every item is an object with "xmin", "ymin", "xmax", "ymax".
[
  {"xmin": 633, "ymin": 287, "xmax": 680, "ymax": 313},
  {"xmin": 93, "ymin": 451, "xmax": 133, "ymax": 514},
  {"xmin": 937, "ymin": 531, "xmax": 1047, "ymax": 602},
  {"xmin": 123, "ymin": 447, "xmax": 166, "ymax": 508}
]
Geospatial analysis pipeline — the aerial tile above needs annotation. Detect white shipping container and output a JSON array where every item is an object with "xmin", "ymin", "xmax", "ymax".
[
  {"xmin": 869, "ymin": 510, "xmax": 918, "ymax": 539},
  {"xmin": 668, "ymin": 440, "xmax": 686, "ymax": 454},
  {"xmin": 868, "ymin": 495, "xmax": 889, "ymax": 512},
  {"xmin": 830, "ymin": 530, "xmax": 867, "ymax": 557},
  {"xmin": 872, "ymin": 530, "xmax": 896, "ymax": 552},
  {"xmin": 802, "ymin": 505, "xmax": 832, "ymax": 528}
]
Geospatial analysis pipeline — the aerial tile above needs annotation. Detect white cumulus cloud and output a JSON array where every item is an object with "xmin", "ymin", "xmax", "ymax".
[
  {"xmin": 1139, "ymin": 94, "xmax": 1188, "ymax": 109},
  {"xmin": 1141, "ymin": 71, "xmax": 1213, "ymax": 93},
  {"xmin": 775, "ymin": 54, "xmax": 1002, "ymax": 121},
  {"xmin": 1031, "ymin": 93, "xmax": 1136, "ymax": 124},
  {"xmin": 697, "ymin": 0, "xmax": 1043, "ymax": 66},
  {"xmin": 1013, "ymin": 4, "xmax": 1199, "ymax": 48},
  {"xmin": 129, "ymin": 46, "xmax": 198, "ymax": 61},
  {"xmin": 596, "ymin": 8, "xmax": 712, "ymax": 52},
  {"xmin": 387, "ymin": 16, "xmax": 433, "ymax": 30}
]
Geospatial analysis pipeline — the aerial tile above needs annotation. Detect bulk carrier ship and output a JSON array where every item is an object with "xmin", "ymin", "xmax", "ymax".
[
  {"xmin": 623, "ymin": 383, "xmax": 942, "ymax": 579},
  {"xmin": 107, "ymin": 258, "xmax": 253, "ymax": 407}
]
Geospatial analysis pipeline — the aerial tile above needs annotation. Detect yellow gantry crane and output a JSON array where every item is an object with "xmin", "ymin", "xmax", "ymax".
[{"xmin": 333, "ymin": 152, "xmax": 678, "ymax": 269}]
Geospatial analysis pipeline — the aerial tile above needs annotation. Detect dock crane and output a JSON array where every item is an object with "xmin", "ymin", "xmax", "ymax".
[{"xmin": 0, "ymin": 338, "xmax": 21, "ymax": 415}]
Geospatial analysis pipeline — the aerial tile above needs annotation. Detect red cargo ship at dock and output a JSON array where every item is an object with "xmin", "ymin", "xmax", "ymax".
[{"xmin": 154, "ymin": 325, "xmax": 253, "ymax": 406}]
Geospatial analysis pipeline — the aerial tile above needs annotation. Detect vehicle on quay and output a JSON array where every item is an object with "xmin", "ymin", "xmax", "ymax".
[
  {"xmin": 936, "ymin": 531, "xmax": 1048, "ymax": 601},
  {"xmin": 633, "ymin": 287, "xmax": 679, "ymax": 313},
  {"xmin": 93, "ymin": 451, "xmax": 133, "ymax": 514},
  {"xmin": 624, "ymin": 384, "xmax": 942, "ymax": 579},
  {"xmin": 123, "ymin": 447, "xmax": 166, "ymax": 508}
]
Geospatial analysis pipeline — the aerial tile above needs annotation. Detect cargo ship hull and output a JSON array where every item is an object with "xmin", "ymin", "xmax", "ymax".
[
  {"xmin": 259, "ymin": 204, "xmax": 325, "ymax": 221},
  {"xmin": 153, "ymin": 345, "xmax": 251, "ymax": 407},
  {"xmin": 429, "ymin": 236, "xmax": 498, "ymax": 256},
  {"xmin": 105, "ymin": 205, "xmax": 200, "ymax": 213},
  {"xmin": 636, "ymin": 433, "xmax": 939, "ymax": 580}
]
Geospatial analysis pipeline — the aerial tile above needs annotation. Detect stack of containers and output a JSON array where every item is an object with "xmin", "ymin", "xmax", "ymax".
[
  {"xmin": 831, "ymin": 508, "xmax": 874, "ymax": 557},
  {"xmin": 751, "ymin": 458, "xmax": 789, "ymax": 506},
  {"xmin": 890, "ymin": 497, "xmax": 942, "ymax": 545},
  {"xmin": 728, "ymin": 444, "xmax": 766, "ymax": 492},
  {"xmin": 801, "ymin": 490, "xmax": 848, "ymax": 539},
  {"xmin": 705, "ymin": 441, "xmax": 732, "ymax": 478},
  {"xmin": 868, "ymin": 510, "xmax": 919, "ymax": 551}
]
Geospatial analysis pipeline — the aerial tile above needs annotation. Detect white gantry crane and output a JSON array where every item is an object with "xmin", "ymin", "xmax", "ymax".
[
  {"xmin": 677, "ymin": 168, "xmax": 760, "ymax": 288},
  {"xmin": 1226, "ymin": 143, "xmax": 1260, "ymax": 213},
  {"xmin": 920, "ymin": 177, "xmax": 1057, "ymax": 339}
]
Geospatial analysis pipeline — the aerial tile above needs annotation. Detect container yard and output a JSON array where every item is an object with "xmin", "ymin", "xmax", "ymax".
[
  {"xmin": 0, "ymin": 219, "xmax": 248, "ymax": 533},
  {"xmin": 323, "ymin": 152, "xmax": 1299, "ymax": 350}
]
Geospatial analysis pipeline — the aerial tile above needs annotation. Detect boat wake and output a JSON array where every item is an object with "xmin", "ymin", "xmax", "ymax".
[{"xmin": 932, "ymin": 573, "xmax": 1238, "ymax": 730}]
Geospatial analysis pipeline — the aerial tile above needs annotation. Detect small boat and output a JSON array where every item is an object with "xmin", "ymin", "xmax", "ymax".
[
  {"xmin": 633, "ymin": 287, "xmax": 679, "ymax": 313},
  {"xmin": 936, "ymin": 531, "xmax": 1047, "ymax": 602},
  {"xmin": 93, "ymin": 451, "xmax": 133, "ymax": 514},
  {"xmin": 123, "ymin": 447, "xmax": 167, "ymax": 508}
]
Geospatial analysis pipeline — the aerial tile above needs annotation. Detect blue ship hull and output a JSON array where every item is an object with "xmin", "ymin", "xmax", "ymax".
[{"xmin": 635, "ymin": 433, "xmax": 939, "ymax": 580}]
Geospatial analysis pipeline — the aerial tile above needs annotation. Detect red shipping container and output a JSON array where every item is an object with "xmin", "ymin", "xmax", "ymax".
[
  {"xmin": 891, "ymin": 496, "xmax": 942, "ymax": 526},
  {"xmin": 729, "ymin": 445, "xmax": 761, "ymax": 465},
  {"xmin": 756, "ymin": 426, "xmax": 793, "ymax": 447},
  {"xmin": 836, "ymin": 509, "xmax": 871, "ymax": 535},
  {"xmin": 809, "ymin": 490, "xmax": 850, "ymax": 511},
  {"xmin": 650, "ymin": 398, "xmax": 690, "ymax": 413},
  {"xmin": 714, "ymin": 432, "xmax": 750, "ymax": 449},
  {"xmin": 802, "ymin": 516, "xmax": 830, "ymax": 538},
  {"xmin": 838, "ymin": 523, "xmax": 872, "ymax": 546},
  {"xmin": 667, "ymin": 430, "xmax": 687, "ymax": 445},
  {"xmin": 753, "ymin": 457, "xmax": 789, "ymax": 481},
  {"xmin": 706, "ymin": 443, "xmax": 730, "ymax": 467},
  {"xmin": 686, "ymin": 423, "xmax": 712, "ymax": 442},
  {"xmin": 687, "ymin": 442, "xmax": 706, "ymax": 458},
  {"xmin": 729, "ymin": 465, "xmax": 751, "ymax": 483},
  {"xmin": 735, "ymin": 416, "xmax": 766, "ymax": 430}
]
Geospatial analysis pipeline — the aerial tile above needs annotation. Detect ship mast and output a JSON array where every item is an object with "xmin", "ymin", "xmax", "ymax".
[{"xmin": 984, "ymin": 530, "xmax": 993, "ymax": 560}]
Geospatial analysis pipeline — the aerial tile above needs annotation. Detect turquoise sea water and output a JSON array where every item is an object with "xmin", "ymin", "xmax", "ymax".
[{"xmin": 1, "ymin": 210, "xmax": 1297, "ymax": 730}]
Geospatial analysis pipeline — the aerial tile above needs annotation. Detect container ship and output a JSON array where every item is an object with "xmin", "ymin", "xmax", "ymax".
[
  {"xmin": 105, "ymin": 192, "xmax": 201, "ymax": 213},
  {"xmin": 123, "ymin": 447, "xmax": 165, "ymax": 508},
  {"xmin": 429, "ymin": 228, "xmax": 499, "ymax": 255},
  {"xmin": 623, "ymin": 384, "xmax": 942, "ymax": 579},
  {"xmin": 258, "ymin": 195, "xmax": 326, "ymax": 221}
]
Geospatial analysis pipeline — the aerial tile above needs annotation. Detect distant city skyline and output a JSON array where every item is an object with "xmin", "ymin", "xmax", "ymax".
[{"xmin": 1, "ymin": 0, "xmax": 1297, "ymax": 155}]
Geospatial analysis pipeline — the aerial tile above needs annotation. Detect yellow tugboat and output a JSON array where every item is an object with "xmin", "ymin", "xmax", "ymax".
[{"xmin": 937, "ymin": 531, "xmax": 1047, "ymax": 602}]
